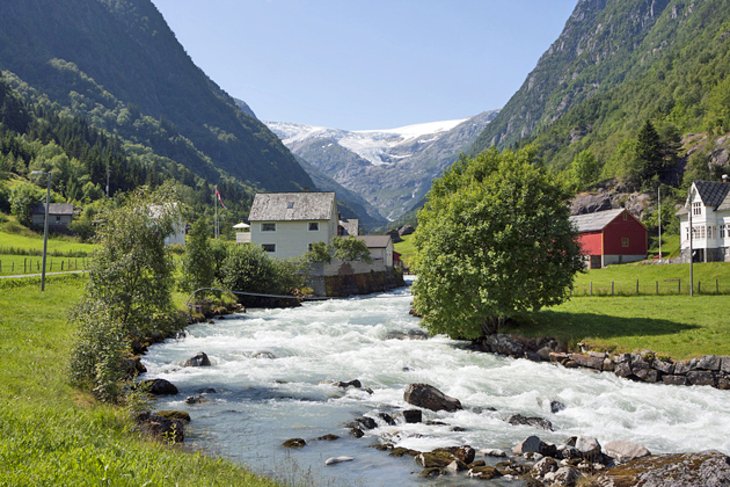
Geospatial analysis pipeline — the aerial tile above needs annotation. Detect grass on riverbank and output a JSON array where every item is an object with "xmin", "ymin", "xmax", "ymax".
[
  {"xmin": 509, "ymin": 294, "xmax": 730, "ymax": 360},
  {"xmin": 393, "ymin": 234, "xmax": 416, "ymax": 268},
  {"xmin": 0, "ymin": 275, "xmax": 279, "ymax": 486}
]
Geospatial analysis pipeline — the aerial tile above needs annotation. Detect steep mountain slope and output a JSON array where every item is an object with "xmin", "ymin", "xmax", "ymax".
[
  {"xmin": 268, "ymin": 111, "xmax": 498, "ymax": 220},
  {"xmin": 0, "ymin": 0, "xmax": 314, "ymax": 192},
  {"xmin": 472, "ymin": 0, "xmax": 730, "ymax": 178}
]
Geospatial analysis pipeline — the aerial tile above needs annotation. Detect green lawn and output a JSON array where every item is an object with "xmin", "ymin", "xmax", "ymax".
[
  {"xmin": 573, "ymin": 262, "xmax": 730, "ymax": 295},
  {"xmin": 393, "ymin": 234, "xmax": 416, "ymax": 268},
  {"xmin": 0, "ymin": 229, "xmax": 96, "ymax": 255},
  {"xmin": 508, "ymin": 294, "xmax": 730, "ymax": 360},
  {"xmin": 0, "ymin": 253, "xmax": 91, "ymax": 276},
  {"xmin": 0, "ymin": 275, "xmax": 279, "ymax": 486}
]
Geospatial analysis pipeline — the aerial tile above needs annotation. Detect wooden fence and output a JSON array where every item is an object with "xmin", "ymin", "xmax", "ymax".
[
  {"xmin": 572, "ymin": 278, "xmax": 729, "ymax": 296},
  {"xmin": 0, "ymin": 257, "xmax": 91, "ymax": 276}
]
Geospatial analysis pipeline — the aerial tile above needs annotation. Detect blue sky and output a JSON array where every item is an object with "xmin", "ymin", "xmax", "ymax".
[{"xmin": 152, "ymin": 1, "xmax": 577, "ymax": 130}]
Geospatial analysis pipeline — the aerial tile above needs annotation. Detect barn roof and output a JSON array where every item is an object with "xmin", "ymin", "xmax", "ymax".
[
  {"xmin": 358, "ymin": 235, "xmax": 392, "ymax": 249},
  {"xmin": 569, "ymin": 208, "xmax": 625, "ymax": 233},
  {"xmin": 249, "ymin": 192, "xmax": 335, "ymax": 221}
]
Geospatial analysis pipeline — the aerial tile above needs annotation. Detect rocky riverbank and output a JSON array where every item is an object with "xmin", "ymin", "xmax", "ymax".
[{"xmin": 472, "ymin": 333, "xmax": 730, "ymax": 390}]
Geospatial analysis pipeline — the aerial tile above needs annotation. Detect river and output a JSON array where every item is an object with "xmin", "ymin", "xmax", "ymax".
[{"xmin": 144, "ymin": 280, "xmax": 730, "ymax": 486}]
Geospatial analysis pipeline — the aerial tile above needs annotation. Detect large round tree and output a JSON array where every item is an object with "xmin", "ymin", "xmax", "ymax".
[{"xmin": 412, "ymin": 147, "xmax": 583, "ymax": 339}]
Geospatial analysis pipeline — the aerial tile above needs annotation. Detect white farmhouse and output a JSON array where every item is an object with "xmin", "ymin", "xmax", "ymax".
[
  {"xmin": 677, "ymin": 179, "xmax": 730, "ymax": 262},
  {"xmin": 358, "ymin": 235, "xmax": 394, "ymax": 268},
  {"xmin": 249, "ymin": 192, "xmax": 338, "ymax": 259}
]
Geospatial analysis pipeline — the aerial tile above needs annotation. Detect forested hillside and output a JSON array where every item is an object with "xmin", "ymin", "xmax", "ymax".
[
  {"xmin": 473, "ymin": 0, "xmax": 730, "ymax": 189},
  {"xmin": 0, "ymin": 0, "xmax": 314, "ymax": 192}
]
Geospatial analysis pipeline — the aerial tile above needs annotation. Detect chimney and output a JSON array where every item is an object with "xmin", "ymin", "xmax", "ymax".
[{"xmin": 723, "ymin": 174, "xmax": 729, "ymax": 184}]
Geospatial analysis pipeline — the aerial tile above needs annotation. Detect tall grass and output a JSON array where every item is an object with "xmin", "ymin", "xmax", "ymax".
[{"xmin": 0, "ymin": 276, "xmax": 279, "ymax": 486}]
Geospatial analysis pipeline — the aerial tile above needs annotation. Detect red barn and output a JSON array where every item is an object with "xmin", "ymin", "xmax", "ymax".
[{"xmin": 570, "ymin": 208, "xmax": 647, "ymax": 269}]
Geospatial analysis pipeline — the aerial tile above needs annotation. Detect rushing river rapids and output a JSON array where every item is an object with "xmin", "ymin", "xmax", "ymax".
[{"xmin": 144, "ymin": 281, "xmax": 730, "ymax": 486}]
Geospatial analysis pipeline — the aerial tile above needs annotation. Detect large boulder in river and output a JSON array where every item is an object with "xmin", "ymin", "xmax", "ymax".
[
  {"xmin": 183, "ymin": 352, "xmax": 211, "ymax": 367},
  {"xmin": 139, "ymin": 378, "xmax": 178, "ymax": 395},
  {"xmin": 404, "ymin": 384, "xmax": 462, "ymax": 412},
  {"xmin": 136, "ymin": 412, "xmax": 184, "ymax": 443},
  {"xmin": 594, "ymin": 450, "xmax": 730, "ymax": 486}
]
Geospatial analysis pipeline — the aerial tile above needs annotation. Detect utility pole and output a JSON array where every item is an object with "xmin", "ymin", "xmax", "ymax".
[
  {"xmin": 30, "ymin": 170, "xmax": 51, "ymax": 291},
  {"xmin": 658, "ymin": 185, "xmax": 662, "ymax": 260},
  {"xmin": 688, "ymin": 186, "xmax": 694, "ymax": 297},
  {"xmin": 214, "ymin": 185, "xmax": 219, "ymax": 239}
]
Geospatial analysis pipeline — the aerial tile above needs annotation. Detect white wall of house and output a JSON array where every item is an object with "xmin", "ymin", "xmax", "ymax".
[
  {"xmin": 164, "ymin": 220, "xmax": 186, "ymax": 246},
  {"xmin": 679, "ymin": 185, "xmax": 730, "ymax": 261},
  {"xmin": 368, "ymin": 241, "xmax": 394, "ymax": 268},
  {"xmin": 252, "ymin": 218, "xmax": 335, "ymax": 259}
]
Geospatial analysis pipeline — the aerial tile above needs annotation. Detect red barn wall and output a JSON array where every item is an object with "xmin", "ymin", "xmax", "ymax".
[
  {"xmin": 576, "ymin": 231, "xmax": 602, "ymax": 255},
  {"xmin": 602, "ymin": 214, "xmax": 647, "ymax": 255}
]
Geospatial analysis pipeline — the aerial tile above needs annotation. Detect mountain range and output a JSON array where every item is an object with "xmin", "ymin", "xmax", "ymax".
[{"xmin": 267, "ymin": 110, "xmax": 499, "ymax": 221}]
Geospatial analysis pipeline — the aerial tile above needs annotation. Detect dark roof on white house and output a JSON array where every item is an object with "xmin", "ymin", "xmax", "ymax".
[
  {"xmin": 694, "ymin": 180, "xmax": 730, "ymax": 209},
  {"xmin": 569, "ymin": 208, "xmax": 625, "ymax": 233},
  {"xmin": 249, "ymin": 192, "xmax": 335, "ymax": 221},
  {"xmin": 32, "ymin": 203, "xmax": 75, "ymax": 215},
  {"xmin": 358, "ymin": 235, "xmax": 392, "ymax": 248}
]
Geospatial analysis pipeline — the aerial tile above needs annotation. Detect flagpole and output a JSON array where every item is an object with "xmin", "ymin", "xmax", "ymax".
[{"xmin": 214, "ymin": 185, "xmax": 219, "ymax": 239}]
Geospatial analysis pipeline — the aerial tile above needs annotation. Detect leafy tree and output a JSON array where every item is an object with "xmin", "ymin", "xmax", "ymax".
[
  {"xmin": 332, "ymin": 236, "xmax": 372, "ymax": 263},
  {"xmin": 180, "ymin": 218, "xmax": 215, "ymax": 292},
  {"xmin": 412, "ymin": 147, "xmax": 583, "ymax": 339},
  {"xmin": 220, "ymin": 244, "xmax": 304, "ymax": 296},
  {"xmin": 69, "ymin": 187, "xmax": 182, "ymax": 402},
  {"xmin": 305, "ymin": 241, "xmax": 332, "ymax": 264},
  {"xmin": 568, "ymin": 150, "xmax": 600, "ymax": 190},
  {"xmin": 9, "ymin": 182, "xmax": 43, "ymax": 226}
]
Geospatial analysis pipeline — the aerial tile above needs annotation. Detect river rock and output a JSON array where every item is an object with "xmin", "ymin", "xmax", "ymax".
[
  {"xmin": 551, "ymin": 400, "xmax": 566, "ymax": 413},
  {"xmin": 532, "ymin": 456, "xmax": 559, "ymax": 477},
  {"xmin": 445, "ymin": 459, "xmax": 467, "ymax": 473},
  {"xmin": 378, "ymin": 412, "xmax": 396, "ymax": 425},
  {"xmin": 403, "ymin": 384, "xmax": 462, "ymax": 412},
  {"xmin": 416, "ymin": 451, "xmax": 453, "ymax": 468},
  {"xmin": 634, "ymin": 367, "xmax": 660, "ymax": 383},
  {"xmin": 183, "ymin": 352, "xmax": 211, "ymax": 367},
  {"xmin": 325, "ymin": 456, "xmax": 353, "ymax": 465},
  {"xmin": 570, "ymin": 352, "xmax": 604, "ymax": 370},
  {"xmin": 403, "ymin": 409, "xmax": 422, "ymax": 423},
  {"xmin": 253, "ymin": 351, "xmax": 276, "ymax": 359},
  {"xmin": 453, "ymin": 446, "xmax": 476, "ymax": 464},
  {"xmin": 481, "ymin": 448, "xmax": 507, "ymax": 457},
  {"xmin": 483, "ymin": 334, "xmax": 525, "ymax": 357},
  {"xmin": 673, "ymin": 359, "xmax": 696, "ymax": 375},
  {"xmin": 335, "ymin": 379, "xmax": 362, "ymax": 389},
  {"xmin": 718, "ymin": 377, "xmax": 730, "ymax": 390},
  {"xmin": 722, "ymin": 356, "xmax": 730, "ymax": 374},
  {"xmin": 594, "ymin": 450, "xmax": 730, "ymax": 486},
  {"xmin": 508, "ymin": 414, "xmax": 553, "ymax": 431},
  {"xmin": 653, "ymin": 358, "xmax": 675, "ymax": 374},
  {"xmin": 354, "ymin": 416, "xmax": 377, "ymax": 430},
  {"xmin": 136, "ymin": 412, "xmax": 184, "ymax": 443},
  {"xmin": 575, "ymin": 436, "xmax": 601, "ymax": 461},
  {"xmin": 350, "ymin": 427, "xmax": 364, "ymax": 438},
  {"xmin": 513, "ymin": 435, "xmax": 543, "ymax": 455},
  {"xmin": 614, "ymin": 361, "xmax": 633, "ymax": 379},
  {"xmin": 603, "ymin": 440, "xmax": 651, "ymax": 462},
  {"xmin": 282, "ymin": 438, "xmax": 306, "ymax": 448},
  {"xmin": 662, "ymin": 374, "xmax": 687, "ymax": 386},
  {"xmin": 155, "ymin": 410, "xmax": 191, "ymax": 422},
  {"xmin": 467, "ymin": 466, "xmax": 501, "ymax": 480},
  {"xmin": 317, "ymin": 434, "xmax": 340, "ymax": 441},
  {"xmin": 185, "ymin": 393, "xmax": 208, "ymax": 404},
  {"xmin": 544, "ymin": 465, "xmax": 581, "ymax": 486},
  {"xmin": 140, "ymin": 378, "xmax": 178, "ymax": 395}
]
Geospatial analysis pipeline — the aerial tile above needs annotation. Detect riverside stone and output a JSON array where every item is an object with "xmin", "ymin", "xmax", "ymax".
[
  {"xmin": 467, "ymin": 466, "xmax": 501, "ymax": 480},
  {"xmin": 136, "ymin": 412, "xmax": 184, "ymax": 443},
  {"xmin": 603, "ymin": 440, "xmax": 651, "ymax": 462},
  {"xmin": 575, "ymin": 436, "xmax": 601, "ymax": 461},
  {"xmin": 570, "ymin": 353, "xmax": 604, "ymax": 370},
  {"xmin": 282, "ymin": 438, "xmax": 306, "ymax": 448},
  {"xmin": 652, "ymin": 358, "xmax": 675, "ymax": 374},
  {"xmin": 484, "ymin": 334, "xmax": 525, "ymax": 357},
  {"xmin": 662, "ymin": 374, "xmax": 687, "ymax": 386},
  {"xmin": 183, "ymin": 352, "xmax": 211, "ymax": 367},
  {"xmin": 634, "ymin": 368, "xmax": 660, "ymax": 383},
  {"xmin": 513, "ymin": 435, "xmax": 543, "ymax": 455},
  {"xmin": 614, "ymin": 361, "xmax": 633, "ymax": 379},
  {"xmin": 544, "ymin": 466, "xmax": 581, "ymax": 486},
  {"xmin": 532, "ymin": 456, "xmax": 558, "ymax": 477},
  {"xmin": 687, "ymin": 370, "xmax": 716, "ymax": 386},
  {"xmin": 722, "ymin": 356, "xmax": 730, "ymax": 374},
  {"xmin": 155, "ymin": 410, "xmax": 191, "ymax": 422},
  {"xmin": 508, "ymin": 414, "xmax": 554, "ymax": 431},
  {"xmin": 403, "ymin": 409, "xmax": 422, "ymax": 423},
  {"xmin": 551, "ymin": 400, "xmax": 566, "ymax": 413},
  {"xmin": 481, "ymin": 448, "xmax": 507, "ymax": 457},
  {"xmin": 325, "ymin": 456, "xmax": 353, "ymax": 465},
  {"xmin": 140, "ymin": 378, "xmax": 178, "ymax": 395},
  {"xmin": 697, "ymin": 355, "xmax": 722, "ymax": 371},
  {"xmin": 403, "ymin": 383, "xmax": 462, "ymax": 412},
  {"xmin": 594, "ymin": 450, "xmax": 730, "ymax": 486}
]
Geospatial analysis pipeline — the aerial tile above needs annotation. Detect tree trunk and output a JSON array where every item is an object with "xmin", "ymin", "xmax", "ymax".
[{"xmin": 481, "ymin": 316, "xmax": 504, "ymax": 336}]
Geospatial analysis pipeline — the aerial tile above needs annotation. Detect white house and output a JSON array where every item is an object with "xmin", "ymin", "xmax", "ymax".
[
  {"xmin": 677, "ymin": 179, "xmax": 730, "ymax": 262},
  {"xmin": 148, "ymin": 203, "xmax": 186, "ymax": 246},
  {"xmin": 248, "ymin": 192, "xmax": 338, "ymax": 259},
  {"xmin": 358, "ymin": 235, "xmax": 394, "ymax": 268}
]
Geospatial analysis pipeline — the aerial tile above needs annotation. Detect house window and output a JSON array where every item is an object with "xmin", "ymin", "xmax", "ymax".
[
  {"xmin": 699, "ymin": 226, "xmax": 706, "ymax": 239},
  {"xmin": 308, "ymin": 222, "xmax": 319, "ymax": 231},
  {"xmin": 692, "ymin": 202, "xmax": 702, "ymax": 216},
  {"xmin": 721, "ymin": 225, "xmax": 726, "ymax": 239},
  {"xmin": 261, "ymin": 223, "xmax": 276, "ymax": 232},
  {"xmin": 262, "ymin": 244, "xmax": 275, "ymax": 253},
  {"xmin": 287, "ymin": 201, "xmax": 294, "ymax": 209},
  {"xmin": 55, "ymin": 216, "xmax": 62, "ymax": 223},
  {"xmin": 621, "ymin": 237, "xmax": 630, "ymax": 248}
]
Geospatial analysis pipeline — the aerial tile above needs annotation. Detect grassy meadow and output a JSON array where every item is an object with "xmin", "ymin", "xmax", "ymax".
[{"xmin": 0, "ymin": 275, "xmax": 279, "ymax": 486}]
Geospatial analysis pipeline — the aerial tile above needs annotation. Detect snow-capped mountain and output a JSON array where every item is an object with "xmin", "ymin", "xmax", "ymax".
[{"xmin": 266, "ymin": 111, "xmax": 499, "ymax": 221}]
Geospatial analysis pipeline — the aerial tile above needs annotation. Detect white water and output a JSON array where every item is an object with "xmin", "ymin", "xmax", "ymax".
[{"xmin": 144, "ymin": 281, "xmax": 730, "ymax": 486}]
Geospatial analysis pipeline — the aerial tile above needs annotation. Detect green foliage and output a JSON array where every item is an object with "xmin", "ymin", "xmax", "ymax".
[
  {"xmin": 180, "ymin": 218, "xmax": 215, "ymax": 292},
  {"xmin": 305, "ymin": 241, "xmax": 332, "ymax": 264},
  {"xmin": 332, "ymin": 236, "xmax": 372, "ymax": 263},
  {"xmin": 412, "ymin": 147, "xmax": 583, "ymax": 339},
  {"xmin": 567, "ymin": 150, "xmax": 601, "ymax": 190},
  {"xmin": 220, "ymin": 244, "xmax": 305, "ymax": 296},
  {"xmin": 69, "ymin": 187, "xmax": 181, "ymax": 402},
  {"xmin": 9, "ymin": 182, "xmax": 43, "ymax": 226}
]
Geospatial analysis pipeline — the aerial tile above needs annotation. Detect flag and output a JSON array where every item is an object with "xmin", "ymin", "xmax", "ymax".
[{"xmin": 215, "ymin": 186, "xmax": 226, "ymax": 209}]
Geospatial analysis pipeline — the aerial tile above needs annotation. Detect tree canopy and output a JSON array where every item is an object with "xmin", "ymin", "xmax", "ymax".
[{"xmin": 412, "ymin": 147, "xmax": 583, "ymax": 339}]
